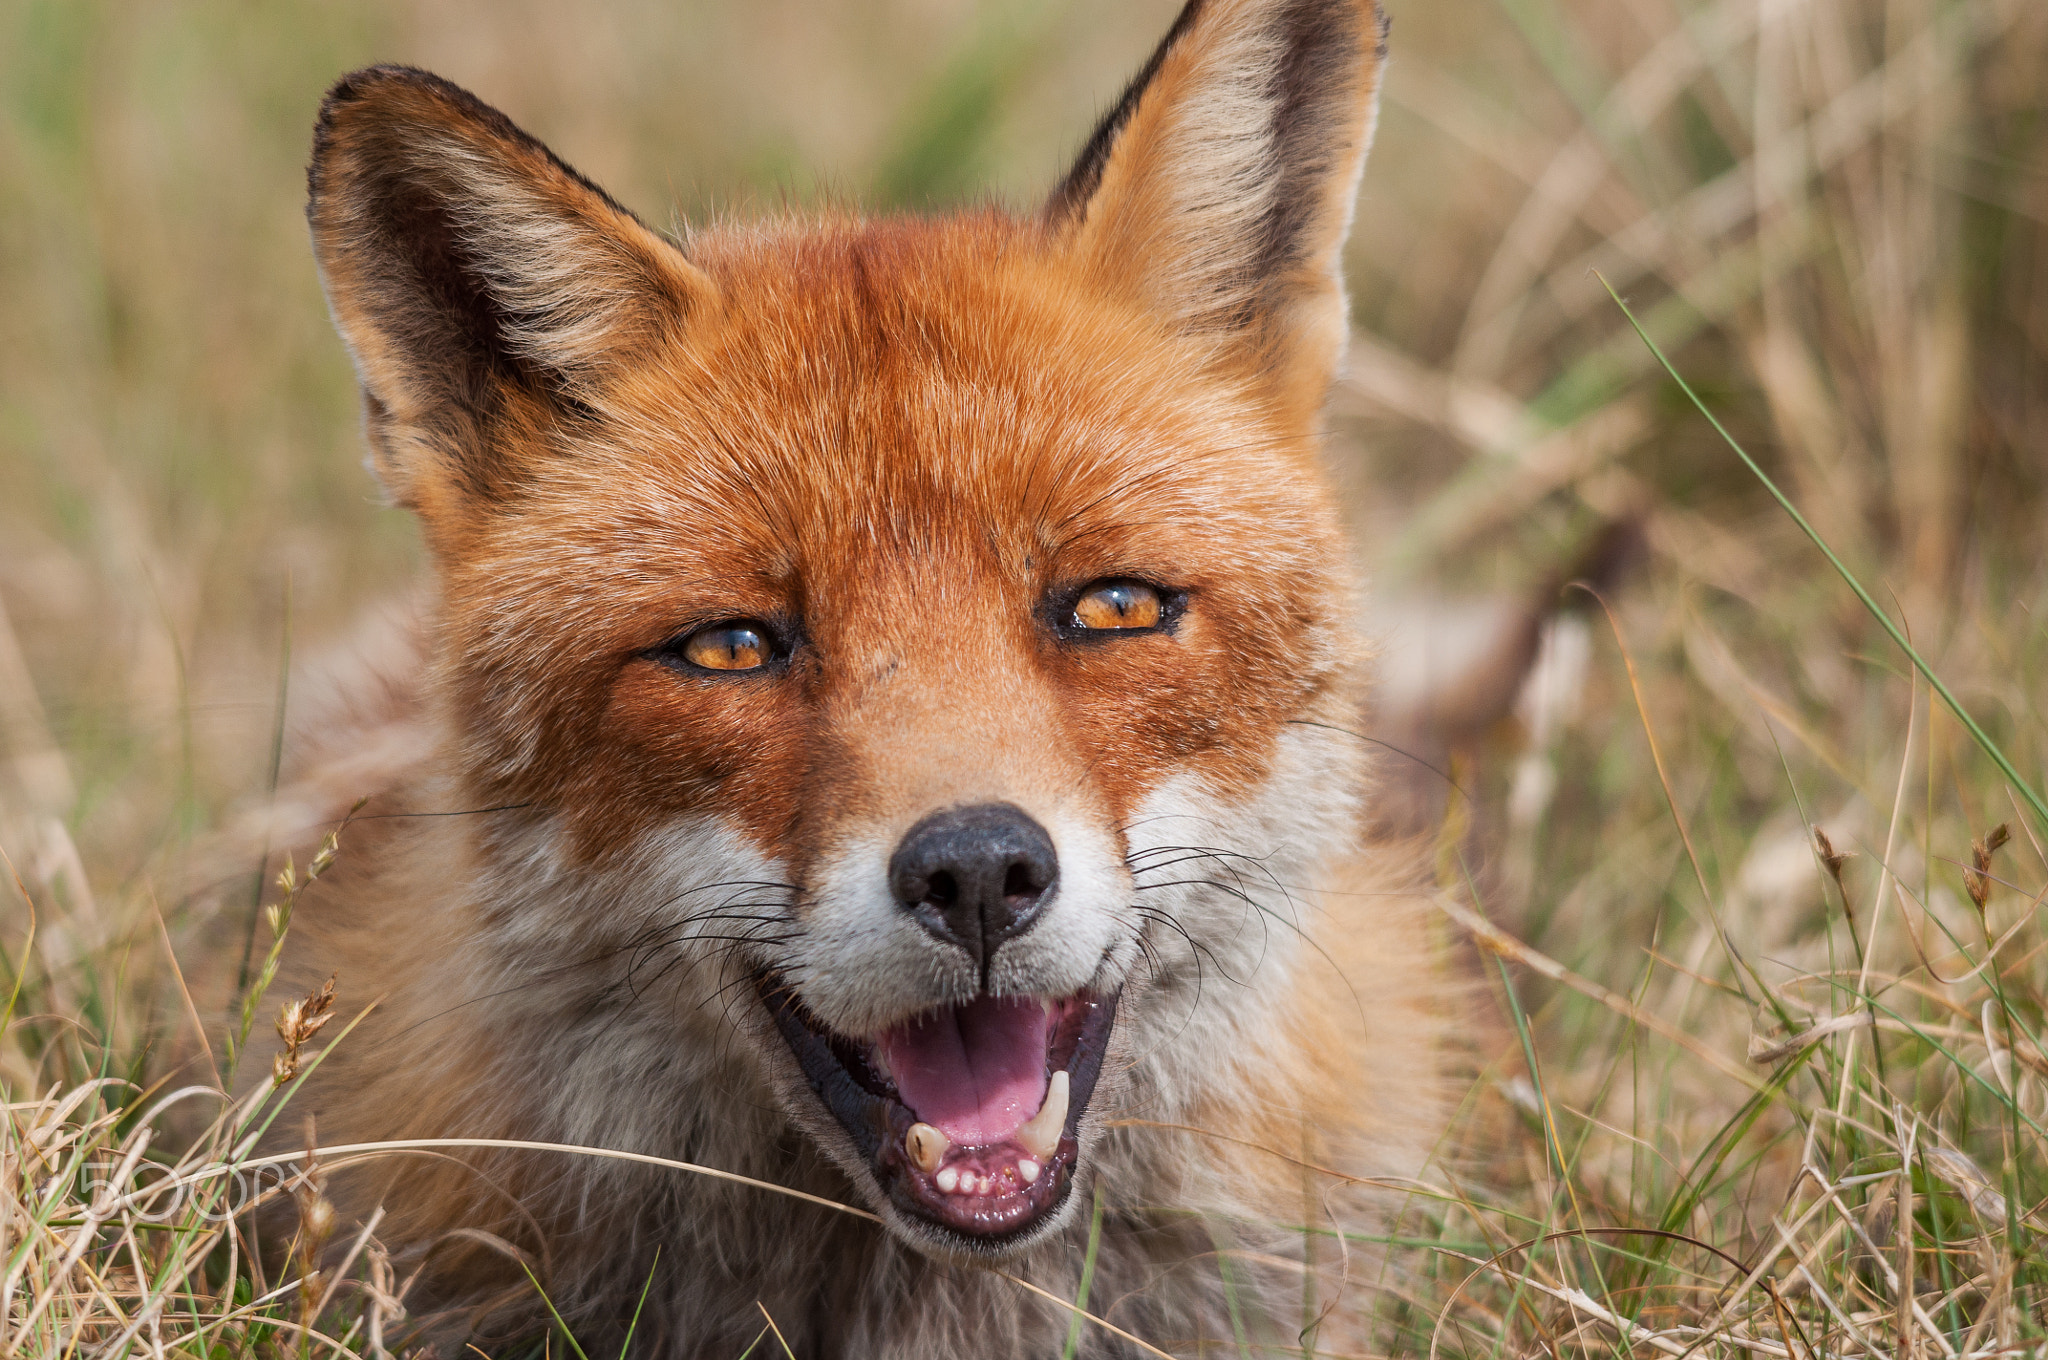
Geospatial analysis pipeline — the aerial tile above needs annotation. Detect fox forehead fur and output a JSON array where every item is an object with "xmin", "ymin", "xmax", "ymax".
[{"xmin": 266, "ymin": 0, "xmax": 1454, "ymax": 1354}]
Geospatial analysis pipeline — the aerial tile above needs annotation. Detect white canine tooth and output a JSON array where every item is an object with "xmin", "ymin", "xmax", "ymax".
[
  {"xmin": 1018, "ymin": 1158, "xmax": 1041, "ymax": 1184},
  {"xmin": 1017, "ymin": 1070, "xmax": 1069, "ymax": 1160},
  {"xmin": 905, "ymin": 1122, "xmax": 949, "ymax": 1174},
  {"xmin": 936, "ymin": 1167, "xmax": 959, "ymax": 1193}
]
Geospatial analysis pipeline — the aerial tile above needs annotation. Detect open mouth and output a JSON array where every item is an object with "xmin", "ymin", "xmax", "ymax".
[{"xmin": 758, "ymin": 977, "xmax": 1119, "ymax": 1243}]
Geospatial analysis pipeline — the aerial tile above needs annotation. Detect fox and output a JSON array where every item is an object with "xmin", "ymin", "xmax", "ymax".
[{"xmin": 260, "ymin": 0, "xmax": 1455, "ymax": 1353}]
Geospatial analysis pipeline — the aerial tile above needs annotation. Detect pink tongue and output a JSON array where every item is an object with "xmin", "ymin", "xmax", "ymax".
[{"xmin": 876, "ymin": 995, "xmax": 1051, "ymax": 1145}]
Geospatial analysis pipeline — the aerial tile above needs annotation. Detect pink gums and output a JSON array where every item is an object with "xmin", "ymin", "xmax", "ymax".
[{"xmin": 876, "ymin": 994, "xmax": 1051, "ymax": 1145}]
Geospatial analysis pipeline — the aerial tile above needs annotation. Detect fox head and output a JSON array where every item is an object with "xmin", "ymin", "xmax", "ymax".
[{"xmin": 308, "ymin": 0, "xmax": 1388, "ymax": 1256}]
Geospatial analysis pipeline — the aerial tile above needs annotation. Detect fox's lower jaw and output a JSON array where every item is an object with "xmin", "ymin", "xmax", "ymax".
[{"xmin": 759, "ymin": 973, "xmax": 1120, "ymax": 1250}]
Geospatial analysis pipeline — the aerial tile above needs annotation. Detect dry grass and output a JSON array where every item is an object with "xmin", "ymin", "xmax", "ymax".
[{"xmin": 2, "ymin": 0, "xmax": 2045, "ymax": 1354}]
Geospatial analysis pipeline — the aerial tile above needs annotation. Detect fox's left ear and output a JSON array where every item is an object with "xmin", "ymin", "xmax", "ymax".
[{"xmin": 1048, "ymin": 0, "xmax": 1387, "ymax": 404}]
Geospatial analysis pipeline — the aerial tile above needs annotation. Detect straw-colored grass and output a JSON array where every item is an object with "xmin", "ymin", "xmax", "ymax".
[{"xmin": 3, "ymin": 0, "xmax": 2044, "ymax": 1353}]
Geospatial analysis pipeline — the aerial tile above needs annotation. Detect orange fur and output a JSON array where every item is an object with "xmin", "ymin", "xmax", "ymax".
[{"xmin": 256, "ymin": 1, "xmax": 1454, "ymax": 1354}]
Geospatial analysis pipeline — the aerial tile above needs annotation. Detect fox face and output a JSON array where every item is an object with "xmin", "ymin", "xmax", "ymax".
[{"xmin": 306, "ymin": 0, "xmax": 1389, "ymax": 1264}]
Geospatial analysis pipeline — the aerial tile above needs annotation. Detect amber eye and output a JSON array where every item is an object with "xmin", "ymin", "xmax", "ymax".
[
  {"xmin": 1071, "ymin": 580, "xmax": 1165, "ymax": 631},
  {"xmin": 677, "ymin": 621, "xmax": 773, "ymax": 671}
]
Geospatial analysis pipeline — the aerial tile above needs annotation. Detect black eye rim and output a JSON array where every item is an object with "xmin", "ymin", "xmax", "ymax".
[
  {"xmin": 643, "ymin": 616, "xmax": 797, "ymax": 677},
  {"xmin": 1048, "ymin": 576, "xmax": 1188, "ymax": 643}
]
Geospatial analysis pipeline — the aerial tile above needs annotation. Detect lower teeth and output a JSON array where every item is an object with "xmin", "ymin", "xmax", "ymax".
[
  {"xmin": 902, "ymin": 1069, "xmax": 1071, "ymax": 1200},
  {"xmin": 928, "ymin": 1163, "xmax": 1039, "ymax": 1197}
]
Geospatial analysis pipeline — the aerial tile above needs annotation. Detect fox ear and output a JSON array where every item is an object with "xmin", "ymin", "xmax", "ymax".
[
  {"xmin": 1048, "ymin": 0, "xmax": 1386, "ymax": 401},
  {"xmin": 308, "ymin": 66, "xmax": 714, "ymax": 515}
]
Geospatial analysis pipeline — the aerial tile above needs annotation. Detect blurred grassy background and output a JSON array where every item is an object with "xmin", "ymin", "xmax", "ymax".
[
  {"xmin": 3, "ymin": 0, "xmax": 2048, "ymax": 1351},
  {"xmin": 1, "ymin": 0, "xmax": 2041, "ymax": 882}
]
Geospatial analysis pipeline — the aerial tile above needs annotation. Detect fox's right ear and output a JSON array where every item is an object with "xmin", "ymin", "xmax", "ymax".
[{"xmin": 308, "ymin": 66, "xmax": 714, "ymax": 524}]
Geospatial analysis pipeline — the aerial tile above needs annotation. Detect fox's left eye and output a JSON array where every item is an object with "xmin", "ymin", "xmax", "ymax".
[
  {"xmin": 1070, "ymin": 580, "xmax": 1166, "ymax": 632},
  {"xmin": 671, "ymin": 621, "xmax": 775, "ymax": 672}
]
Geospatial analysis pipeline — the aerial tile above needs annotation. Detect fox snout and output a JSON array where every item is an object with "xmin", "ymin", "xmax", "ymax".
[
  {"xmin": 890, "ymin": 803, "xmax": 1059, "ymax": 977},
  {"xmin": 761, "ymin": 777, "xmax": 1133, "ymax": 1249}
]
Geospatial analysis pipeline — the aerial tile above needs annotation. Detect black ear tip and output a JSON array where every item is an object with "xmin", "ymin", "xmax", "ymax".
[
  {"xmin": 321, "ymin": 65, "xmax": 444, "ymax": 118},
  {"xmin": 314, "ymin": 65, "xmax": 490, "ymax": 140},
  {"xmin": 308, "ymin": 66, "xmax": 516, "ymax": 209},
  {"xmin": 312, "ymin": 66, "xmax": 436, "ymax": 195}
]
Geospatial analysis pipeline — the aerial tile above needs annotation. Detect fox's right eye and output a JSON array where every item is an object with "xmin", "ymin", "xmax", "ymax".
[{"xmin": 671, "ymin": 621, "xmax": 774, "ymax": 672}]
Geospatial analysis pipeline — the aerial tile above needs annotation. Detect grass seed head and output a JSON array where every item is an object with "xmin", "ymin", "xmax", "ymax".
[
  {"xmin": 272, "ymin": 973, "xmax": 338, "ymax": 1087},
  {"xmin": 1814, "ymin": 827, "xmax": 1851, "ymax": 892},
  {"xmin": 1966, "ymin": 823, "xmax": 2012, "ymax": 912}
]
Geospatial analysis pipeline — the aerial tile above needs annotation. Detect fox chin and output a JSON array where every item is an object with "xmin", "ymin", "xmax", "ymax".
[{"xmin": 250, "ymin": 0, "xmax": 1456, "ymax": 1353}]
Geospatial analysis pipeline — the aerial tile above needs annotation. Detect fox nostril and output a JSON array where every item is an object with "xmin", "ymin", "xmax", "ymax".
[{"xmin": 889, "ymin": 803, "xmax": 1059, "ymax": 972}]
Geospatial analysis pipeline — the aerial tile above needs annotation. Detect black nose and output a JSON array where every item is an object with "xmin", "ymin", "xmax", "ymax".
[{"xmin": 890, "ymin": 803, "xmax": 1058, "ymax": 971}]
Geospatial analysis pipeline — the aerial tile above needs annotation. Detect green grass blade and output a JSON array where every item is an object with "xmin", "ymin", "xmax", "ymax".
[
  {"xmin": 1654, "ymin": 1040, "xmax": 1819, "ymax": 1242},
  {"xmin": 1060, "ymin": 1185, "xmax": 1105, "ymax": 1360},
  {"xmin": 520, "ymin": 1261, "xmax": 593, "ymax": 1360},
  {"xmin": 616, "ymin": 1246, "xmax": 659, "ymax": 1360},
  {"xmin": 1598, "ymin": 272, "xmax": 2048, "ymax": 832},
  {"xmin": 0, "ymin": 849, "xmax": 34, "ymax": 1039}
]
